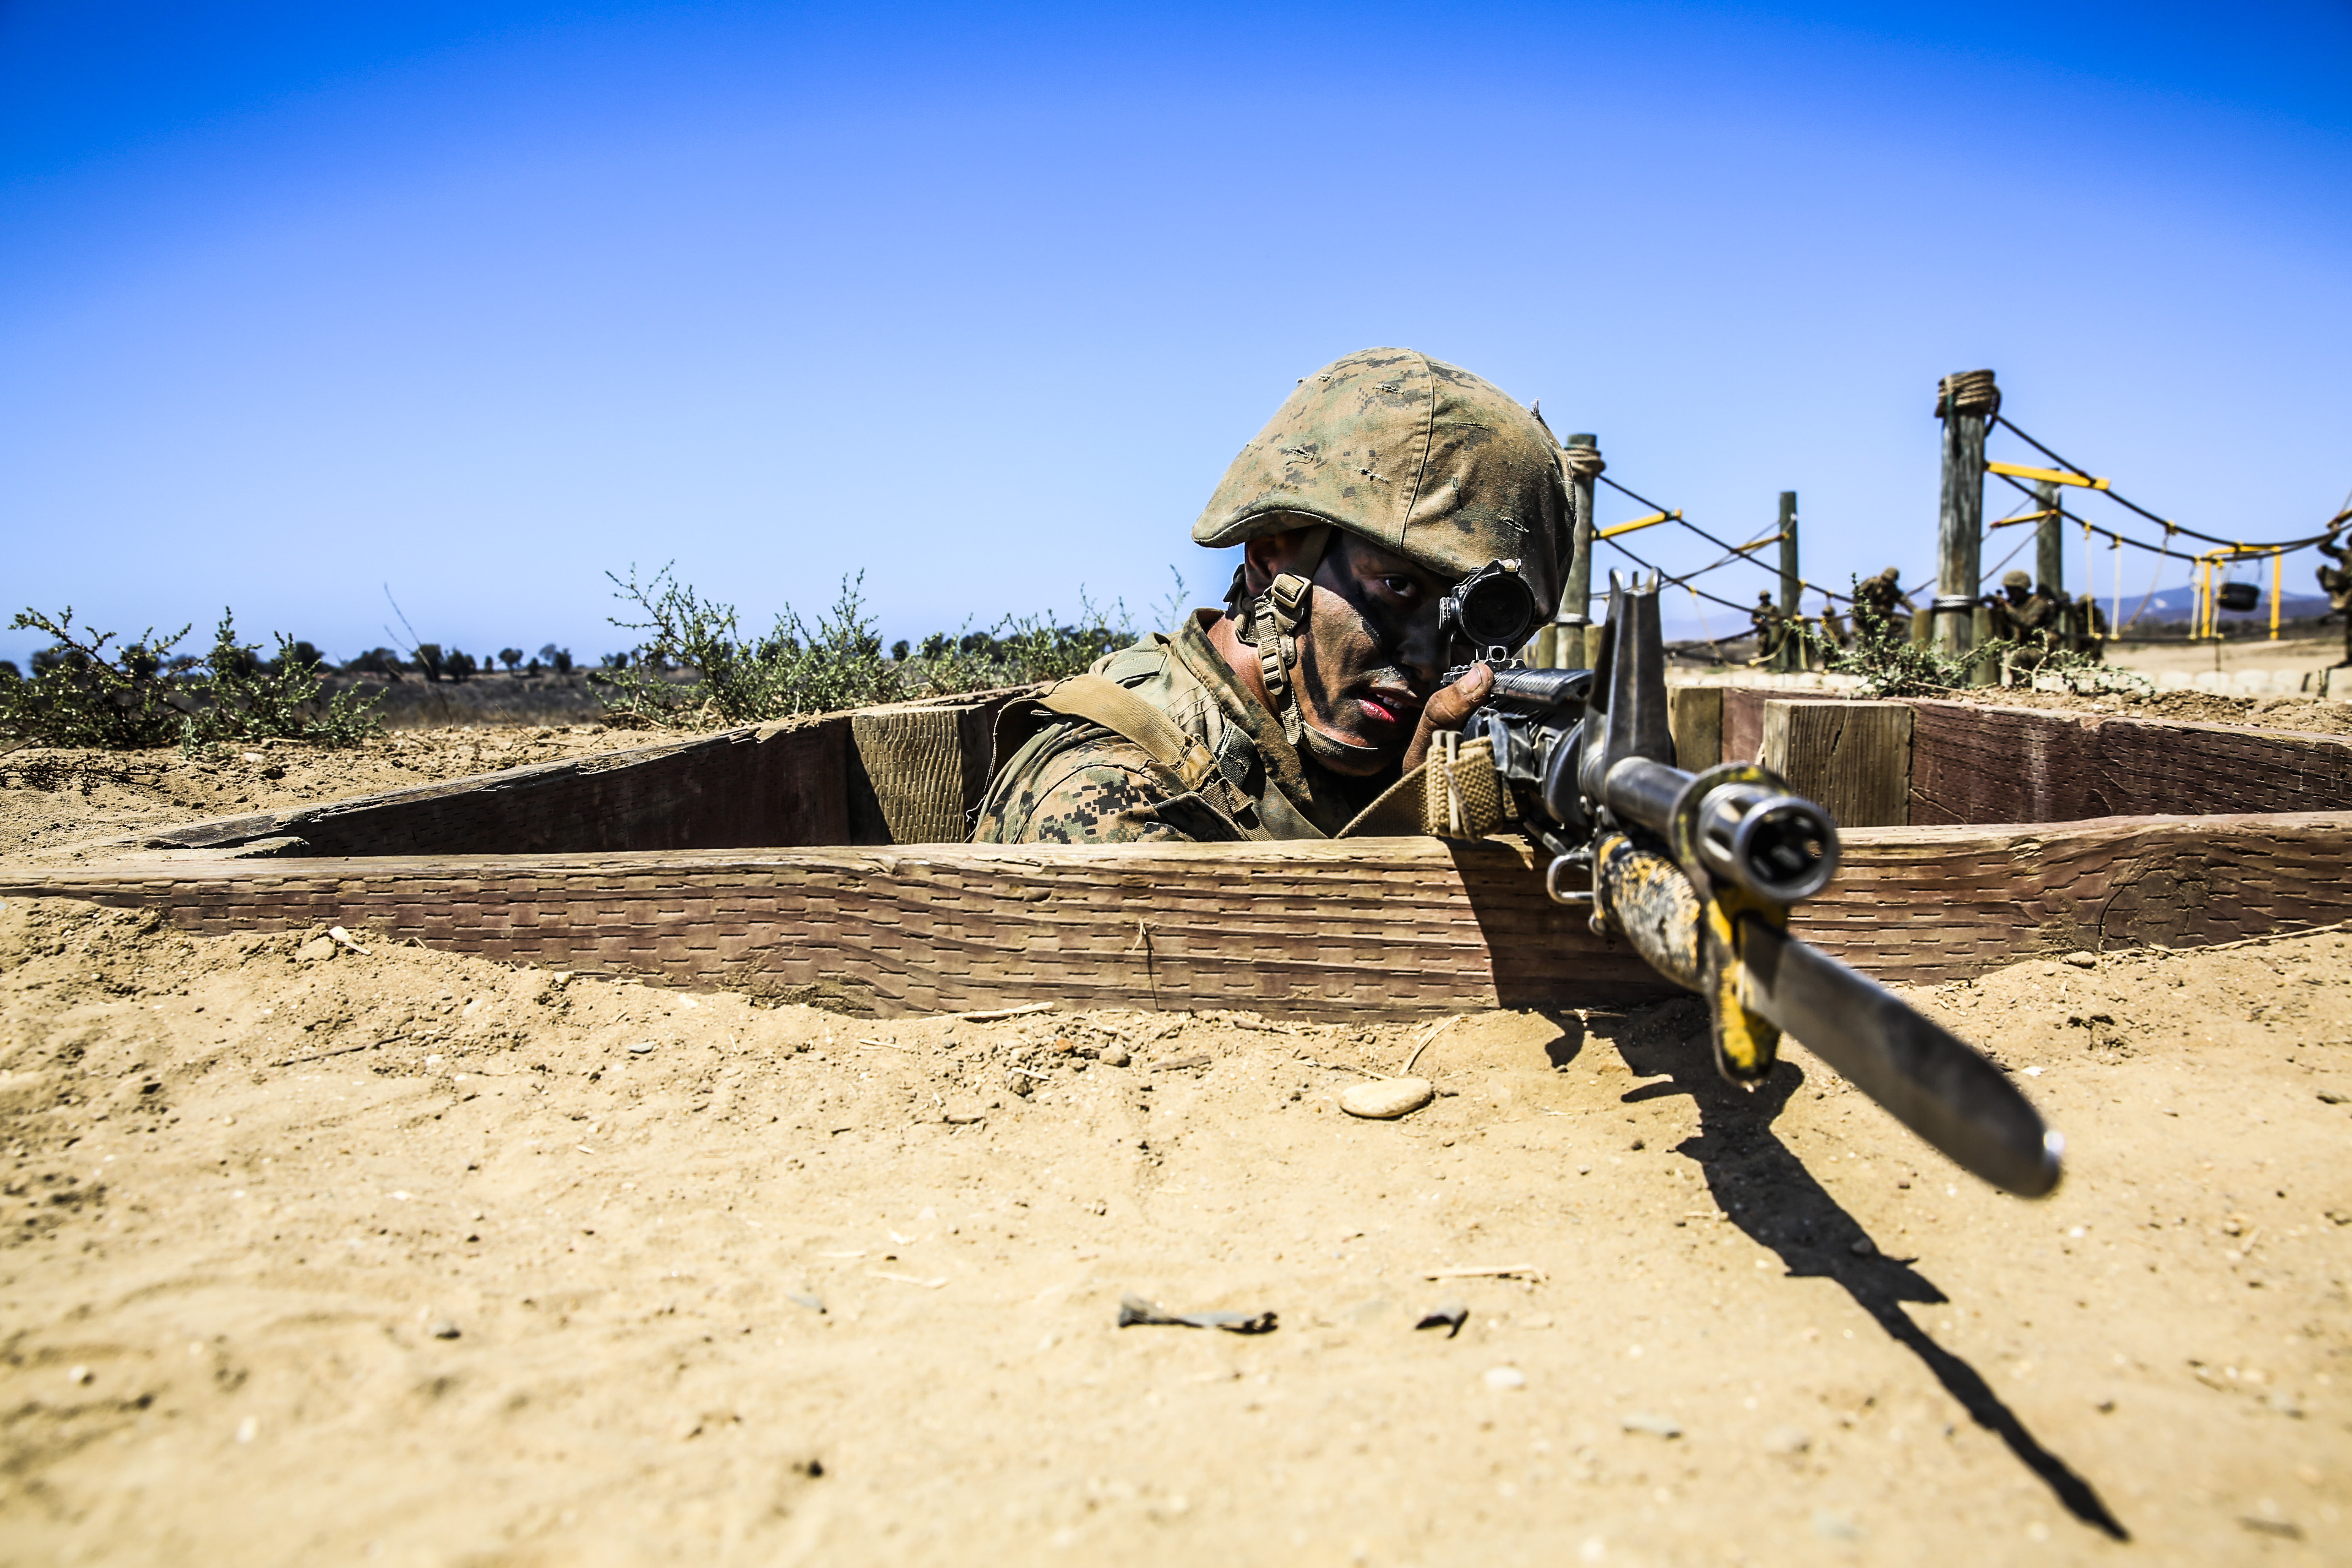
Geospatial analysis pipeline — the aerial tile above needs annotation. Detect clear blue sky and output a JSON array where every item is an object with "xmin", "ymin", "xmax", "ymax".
[{"xmin": 4, "ymin": 1, "xmax": 2347, "ymax": 666}]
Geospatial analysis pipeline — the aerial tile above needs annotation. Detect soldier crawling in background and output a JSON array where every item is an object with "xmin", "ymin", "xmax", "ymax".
[
  {"xmin": 972, "ymin": 348, "xmax": 1572, "ymax": 845},
  {"xmin": 1850, "ymin": 567, "xmax": 1914, "ymax": 646},
  {"xmin": 2320, "ymin": 526, "xmax": 2352, "ymax": 667}
]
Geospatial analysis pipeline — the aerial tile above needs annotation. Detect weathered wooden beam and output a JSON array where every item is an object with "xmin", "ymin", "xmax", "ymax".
[
  {"xmin": 1758, "ymin": 699, "xmax": 1913, "ymax": 827},
  {"xmin": 1668, "ymin": 687, "xmax": 1725, "ymax": 771},
  {"xmin": 9, "ymin": 813, "xmax": 2348, "ymax": 1020},
  {"xmin": 1905, "ymin": 700, "xmax": 2352, "ymax": 824},
  {"xmin": 109, "ymin": 690, "xmax": 1035, "ymax": 859}
]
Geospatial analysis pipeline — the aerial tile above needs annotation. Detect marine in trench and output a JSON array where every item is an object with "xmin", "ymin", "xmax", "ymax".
[{"xmin": 971, "ymin": 347, "xmax": 1574, "ymax": 844}]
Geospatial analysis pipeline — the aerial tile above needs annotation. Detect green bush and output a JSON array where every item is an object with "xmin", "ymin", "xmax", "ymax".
[
  {"xmin": 1, "ymin": 607, "xmax": 382, "ymax": 752},
  {"xmin": 1829, "ymin": 581, "xmax": 2015, "ymax": 698},
  {"xmin": 590, "ymin": 564, "xmax": 1134, "ymax": 729}
]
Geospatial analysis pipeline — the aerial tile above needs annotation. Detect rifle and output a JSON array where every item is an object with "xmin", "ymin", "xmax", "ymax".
[{"xmin": 1440, "ymin": 567, "xmax": 2063, "ymax": 1198}]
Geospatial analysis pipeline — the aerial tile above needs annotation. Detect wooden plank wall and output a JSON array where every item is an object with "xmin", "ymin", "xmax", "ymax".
[
  {"xmin": 124, "ymin": 689, "xmax": 1036, "ymax": 859},
  {"xmin": 1711, "ymin": 688, "xmax": 2352, "ymax": 825},
  {"xmin": 137, "ymin": 722, "xmax": 850, "ymax": 857},
  {"xmin": 1905, "ymin": 701, "xmax": 2352, "ymax": 824},
  {"xmin": 10, "ymin": 812, "xmax": 2348, "ymax": 1019}
]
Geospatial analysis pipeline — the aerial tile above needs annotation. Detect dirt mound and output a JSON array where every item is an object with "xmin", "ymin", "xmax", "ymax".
[{"xmin": 1, "ymin": 893, "xmax": 2344, "ymax": 1562}]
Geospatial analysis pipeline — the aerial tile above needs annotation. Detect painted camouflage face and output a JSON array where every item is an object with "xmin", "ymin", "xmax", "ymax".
[{"xmin": 1194, "ymin": 347, "xmax": 1571, "ymax": 613}]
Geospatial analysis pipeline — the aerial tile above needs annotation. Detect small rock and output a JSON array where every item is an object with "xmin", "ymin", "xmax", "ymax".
[
  {"xmin": 1621, "ymin": 1412, "xmax": 1681, "ymax": 1438},
  {"xmin": 1341, "ymin": 1077, "xmax": 1434, "ymax": 1120},
  {"xmin": 67, "ymin": 1365, "xmax": 91, "ymax": 1385},
  {"xmin": 2062, "ymin": 951, "xmax": 2097, "ymax": 968},
  {"xmin": 1629, "ymin": 1137, "xmax": 1645, "ymax": 1152},
  {"xmin": 1812, "ymin": 1510, "xmax": 1861, "ymax": 1541},
  {"xmin": 1099, "ymin": 1047, "xmax": 1131, "ymax": 1068},
  {"xmin": 1849, "ymin": 1238, "xmax": 1876, "ymax": 1257},
  {"xmin": 428, "ymin": 1319, "xmax": 461, "ymax": 1340},
  {"xmin": 789, "ymin": 1292, "xmax": 826, "ymax": 1314},
  {"xmin": 628, "ymin": 1041, "xmax": 656, "ymax": 1055},
  {"xmin": 1482, "ymin": 1366, "xmax": 1527, "ymax": 1391},
  {"xmin": 1415, "ymin": 1301, "xmax": 1469, "ymax": 1337},
  {"xmin": 296, "ymin": 936, "xmax": 337, "ymax": 963},
  {"xmin": 1763, "ymin": 1425, "xmax": 1811, "ymax": 1455}
]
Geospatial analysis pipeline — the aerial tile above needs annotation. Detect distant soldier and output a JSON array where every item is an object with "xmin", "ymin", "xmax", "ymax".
[
  {"xmin": 2320, "ymin": 527, "xmax": 2352, "ymax": 667},
  {"xmin": 1850, "ymin": 567, "xmax": 1913, "ymax": 646},
  {"xmin": 1986, "ymin": 568, "xmax": 2057, "ymax": 642},
  {"xmin": 1746, "ymin": 592, "xmax": 1785, "ymax": 667}
]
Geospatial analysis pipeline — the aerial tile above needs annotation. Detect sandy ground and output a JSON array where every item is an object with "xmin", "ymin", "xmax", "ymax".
[
  {"xmin": 2108, "ymin": 632, "xmax": 2347, "ymax": 679},
  {"xmin": 1, "ymin": 731, "xmax": 2348, "ymax": 1565}
]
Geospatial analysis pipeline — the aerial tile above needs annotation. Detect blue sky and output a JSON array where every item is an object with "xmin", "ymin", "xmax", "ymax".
[{"xmin": 4, "ymin": 1, "xmax": 2348, "ymax": 666}]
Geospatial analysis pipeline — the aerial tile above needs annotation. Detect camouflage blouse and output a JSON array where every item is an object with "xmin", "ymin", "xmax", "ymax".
[{"xmin": 971, "ymin": 612, "xmax": 1385, "ymax": 845}]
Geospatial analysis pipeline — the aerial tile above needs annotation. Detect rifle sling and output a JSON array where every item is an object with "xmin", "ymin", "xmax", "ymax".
[{"xmin": 1039, "ymin": 674, "xmax": 1258, "ymax": 825}]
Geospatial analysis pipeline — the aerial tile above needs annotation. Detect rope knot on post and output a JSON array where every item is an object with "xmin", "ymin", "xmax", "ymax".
[
  {"xmin": 1935, "ymin": 369, "xmax": 2002, "ymax": 421},
  {"xmin": 1559, "ymin": 442, "xmax": 1607, "ymax": 479}
]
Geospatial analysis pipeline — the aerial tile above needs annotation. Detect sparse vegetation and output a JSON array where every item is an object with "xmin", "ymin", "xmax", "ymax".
[
  {"xmin": 1, "ymin": 608, "xmax": 382, "ymax": 751},
  {"xmin": 1829, "ymin": 582, "xmax": 2017, "ymax": 697},
  {"xmin": 588, "ymin": 564, "xmax": 1131, "ymax": 730}
]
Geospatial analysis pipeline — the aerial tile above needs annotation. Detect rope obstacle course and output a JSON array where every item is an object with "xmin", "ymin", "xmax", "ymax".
[{"xmin": 1526, "ymin": 367, "xmax": 2348, "ymax": 677}]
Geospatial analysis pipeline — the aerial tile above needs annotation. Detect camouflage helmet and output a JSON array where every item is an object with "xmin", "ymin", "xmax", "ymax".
[
  {"xmin": 2002, "ymin": 570, "xmax": 2032, "ymax": 591},
  {"xmin": 1193, "ymin": 348, "xmax": 1571, "ymax": 612}
]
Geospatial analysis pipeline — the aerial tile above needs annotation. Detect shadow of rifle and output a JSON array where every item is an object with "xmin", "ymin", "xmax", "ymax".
[{"xmin": 1600, "ymin": 998, "xmax": 2128, "ymax": 1542}]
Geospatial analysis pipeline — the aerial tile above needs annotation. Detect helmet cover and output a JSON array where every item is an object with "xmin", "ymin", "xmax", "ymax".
[{"xmin": 1194, "ymin": 348, "xmax": 1571, "ymax": 613}]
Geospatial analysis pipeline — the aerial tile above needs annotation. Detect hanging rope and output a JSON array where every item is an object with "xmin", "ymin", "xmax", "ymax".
[{"xmin": 1995, "ymin": 414, "xmax": 2346, "ymax": 554}]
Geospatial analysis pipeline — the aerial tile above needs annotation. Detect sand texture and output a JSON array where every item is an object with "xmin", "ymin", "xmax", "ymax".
[{"xmin": 0, "ymin": 730, "xmax": 2347, "ymax": 1564}]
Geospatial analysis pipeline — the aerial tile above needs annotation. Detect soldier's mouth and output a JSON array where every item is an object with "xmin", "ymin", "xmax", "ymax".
[{"xmin": 1356, "ymin": 689, "xmax": 1420, "ymax": 729}]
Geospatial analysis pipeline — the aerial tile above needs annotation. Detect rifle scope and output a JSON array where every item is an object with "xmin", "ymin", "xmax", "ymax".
[{"xmin": 1599, "ymin": 757, "xmax": 1841, "ymax": 904}]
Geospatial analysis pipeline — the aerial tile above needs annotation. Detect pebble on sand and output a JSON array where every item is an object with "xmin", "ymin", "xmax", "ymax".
[
  {"xmin": 1341, "ymin": 1077, "xmax": 1434, "ymax": 1120},
  {"xmin": 628, "ymin": 1042, "xmax": 656, "ymax": 1055},
  {"xmin": 1620, "ymin": 1412, "xmax": 1682, "ymax": 1438},
  {"xmin": 1482, "ymin": 1366, "xmax": 1527, "ymax": 1391},
  {"xmin": 429, "ymin": 1319, "xmax": 461, "ymax": 1340},
  {"xmin": 2062, "ymin": 951, "xmax": 2098, "ymax": 968}
]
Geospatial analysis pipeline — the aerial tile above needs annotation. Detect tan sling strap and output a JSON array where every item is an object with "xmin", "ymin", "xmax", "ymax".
[
  {"xmin": 1335, "ymin": 733, "xmax": 1515, "ymax": 840},
  {"xmin": 1039, "ymin": 673, "xmax": 1256, "ymax": 820}
]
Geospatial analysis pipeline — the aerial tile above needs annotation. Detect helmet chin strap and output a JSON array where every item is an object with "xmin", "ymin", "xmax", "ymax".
[{"xmin": 1233, "ymin": 525, "xmax": 1331, "ymax": 749}]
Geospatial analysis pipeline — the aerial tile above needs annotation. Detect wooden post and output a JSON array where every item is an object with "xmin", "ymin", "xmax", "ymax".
[
  {"xmin": 1558, "ymin": 434, "xmax": 1600, "ymax": 665},
  {"xmin": 2034, "ymin": 480, "xmax": 2064, "ymax": 595},
  {"xmin": 1758, "ymin": 699, "xmax": 1915, "ymax": 828},
  {"xmin": 1667, "ymin": 686, "xmax": 1724, "ymax": 771},
  {"xmin": 1774, "ymin": 490, "xmax": 1801, "ymax": 673},
  {"xmin": 1934, "ymin": 371, "xmax": 1995, "ymax": 671}
]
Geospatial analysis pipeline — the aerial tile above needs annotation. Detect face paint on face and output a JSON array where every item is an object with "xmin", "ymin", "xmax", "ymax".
[{"xmin": 1288, "ymin": 536, "xmax": 1455, "ymax": 774}]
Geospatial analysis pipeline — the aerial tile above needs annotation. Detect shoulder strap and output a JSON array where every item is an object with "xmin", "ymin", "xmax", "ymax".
[{"xmin": 1042, "ymin": 674, "xmax": 1224, "ymax": 795}]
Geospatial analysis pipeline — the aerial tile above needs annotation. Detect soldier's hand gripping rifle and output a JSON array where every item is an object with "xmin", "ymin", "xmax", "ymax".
[{"xmin": 1442, "ymin": 568, "xmax": 2064, "ymax": 1198}]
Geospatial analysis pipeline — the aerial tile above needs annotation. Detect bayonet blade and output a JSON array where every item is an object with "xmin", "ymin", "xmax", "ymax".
[{"xmin": 1739, "ymin": 922, "xmax": 2064, "ymax": 1198}]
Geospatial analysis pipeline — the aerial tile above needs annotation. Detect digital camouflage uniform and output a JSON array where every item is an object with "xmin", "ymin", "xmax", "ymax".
[
  {"xmin": 973, "ymin": 347, "xmax": 1570, "ymax": 846},
  {"xmin": 971, "ymin": 611, "xmax": 1382, "ymax": 843}
]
